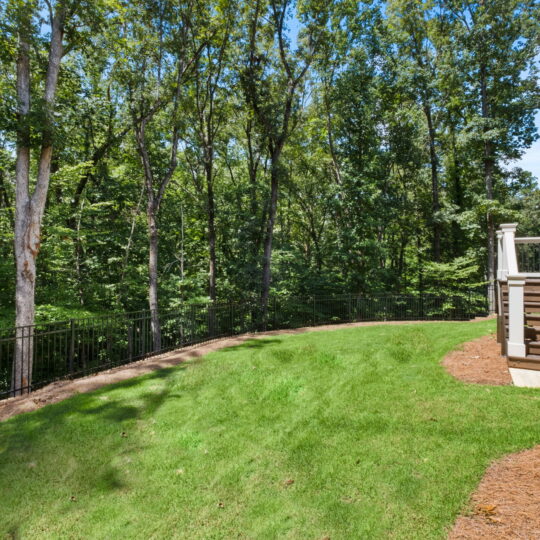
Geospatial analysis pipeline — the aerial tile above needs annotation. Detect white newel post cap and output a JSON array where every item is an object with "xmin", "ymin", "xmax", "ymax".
[{"xmin": 499, "ymin": 223, "xmax": 518, "ymax": 233}]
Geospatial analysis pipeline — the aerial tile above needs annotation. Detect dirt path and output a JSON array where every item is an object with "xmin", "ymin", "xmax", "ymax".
[{"xmin": 0, "ymin": 319, "xmax": 459, "ymax": 422}]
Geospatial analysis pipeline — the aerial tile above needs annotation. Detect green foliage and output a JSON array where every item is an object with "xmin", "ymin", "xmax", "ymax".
[{"xmin": 0, "ymin": 0, "xmax": 538, "ymax": 319}]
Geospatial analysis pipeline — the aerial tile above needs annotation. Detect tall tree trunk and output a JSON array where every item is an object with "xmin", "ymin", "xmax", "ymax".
[
  {"xmin": 423, "ymin": 103, "xmax": 440, "ymax": 262},
  {"xmin": 323, "ymin": 74, "xmax": 342, "ymax": 186},
  {"xmin": 74, "ymin": 200, "xmax": 85, "ymax": 305},
  {"xmin": 480, "ymin": 65, "xmax": 496, "ymax": 311},
  {"xmin": 206, "ymin": 175, "xmax": 217, "ymax": 302},
  {"xmin": 449, "ymin": 126, "xmax": 463, "ymax": 258},
  {"xmin": 260, "ymin": 149, "xmax": 281, "ymax": 319},
  {"xmin": 13, "ymin": 24, "xmax": 34, "ymax": 396},
  {"xmin": 134, "ymin": 113, "xmax": 178, "ymax": 352},
  {"xmin": 245, "ymin": 120, "xmax": 262, "ymax": 290},
  {"xmin": 12, "ymin": 8, "xmax": 65, "ymax": 395},
  {"xmin": 484, "ymin": 144, "xmax": 495, "ymax": 311},
  {"xmin": 203, "ymin": 137, "xmax": 217, "ymax": 302},
  {"xmin": 147, "ymin": 200, "xmax": 161, "ymax": 351}
]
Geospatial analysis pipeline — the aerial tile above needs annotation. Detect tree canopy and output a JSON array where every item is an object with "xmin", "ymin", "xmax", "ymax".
[{"xmin": 0, "ymin": 0, "xmax": 538, "ymax": 326}]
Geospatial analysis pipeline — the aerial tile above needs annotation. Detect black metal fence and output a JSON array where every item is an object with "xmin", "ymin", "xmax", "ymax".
[{"xmin": 0, "ymin": 292, "xmax": 488, "ymax": 399}]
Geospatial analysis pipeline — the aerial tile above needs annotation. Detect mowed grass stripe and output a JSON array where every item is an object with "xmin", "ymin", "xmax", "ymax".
[{"xmin": 1, "ymin": 321, "xmax": 539, "ymax": 539}]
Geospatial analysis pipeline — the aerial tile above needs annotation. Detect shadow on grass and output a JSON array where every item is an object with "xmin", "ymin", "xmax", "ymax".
[
  {"xmin": 0, "ymin": 364, "xmax": 188, "ymax": 454},
  {"xmin": 0, "ymin": 364, "xmax": 195, "ymax": 530},
  {"xmin": 222, "ymin": 337, "xmax": 283, "ymax": 351}
]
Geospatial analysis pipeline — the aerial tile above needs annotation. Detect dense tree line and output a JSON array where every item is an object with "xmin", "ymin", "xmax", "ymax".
[{"xmin": 0, "ymin": 0, "xmax": 538, "ymax": 333}]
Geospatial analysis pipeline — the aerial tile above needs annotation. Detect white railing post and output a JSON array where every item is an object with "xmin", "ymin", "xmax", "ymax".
[
  {"xmin": 507, "ymin": 275, "xmax": 526, "ymax": 358},
  {"xmin": 496, "ymin": 230, "xmax": 504, "ymax": 281},
  {"xmin": 496, "ymin": 229, "xmax": 505, "ymax": 345},
  {"xmin": 497, "ymin": 224, "xmax": 525, "ymax": 358},
  {"xmin": 500, "ymin": 223, "xmax": 518, "ymax": 275}
]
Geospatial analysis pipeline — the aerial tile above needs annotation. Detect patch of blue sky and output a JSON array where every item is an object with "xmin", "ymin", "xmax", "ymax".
[{"xmin": 514, "ymin": 110, "xmax": 540, "ymax": 181}]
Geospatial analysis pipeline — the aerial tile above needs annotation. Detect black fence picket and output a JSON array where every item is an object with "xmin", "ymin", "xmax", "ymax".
[{"xmin": 0, "ymin": 291, "xmax": 488, "ymax": 400}]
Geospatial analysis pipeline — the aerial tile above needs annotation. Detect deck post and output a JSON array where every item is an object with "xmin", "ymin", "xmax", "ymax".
[
  {"xmin": 496, "ymin": 230, "xmax": 504, "ymax": 345},
  {"xmin": 507, "ymin": 275, "xmax": 526, "ymax": 358},
  {"xmin": 500, "ymin": 223, "xmax": 518, "ymax": 275},
  {"xmin": 496, "ymin": 230, "xmax": 505, "ymax": 281}
]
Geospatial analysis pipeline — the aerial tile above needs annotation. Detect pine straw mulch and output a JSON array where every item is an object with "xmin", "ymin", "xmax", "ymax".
[
  {"xmin": 444, "ymin": 333, "xmax": 540, "ymax": 539},
  {"xmin": 442, "ymin": 333, "xmax": 512, "ymax": 386},
  {"xmin": 449, "ymin": 446, "xmax": 540, "ymax": 539}
]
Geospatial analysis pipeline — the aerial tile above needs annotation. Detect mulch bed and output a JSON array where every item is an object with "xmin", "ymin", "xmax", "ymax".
[
  {"xmin": 449, "ymin": 446, "xmax": 540, "ymax": 539},
  {"xmin": 442, "ymin": 333, "xmax": 512, "ymax": 386},
  {"xmin": 444, "ymin": 333, "xmax": 540, "ymax": 539}
]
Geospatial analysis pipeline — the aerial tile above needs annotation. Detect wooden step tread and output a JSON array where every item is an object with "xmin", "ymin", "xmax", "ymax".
[
  {"xmin": 500, "ymin": 278, "xmax": 540, "ymax": 284},
  {"xmin": 508, "ymin": 354, "xmax": 540, "ymax": 370},
  {"xmin": 502, "ymin": 288, "xmax": 540, "ymax": 294},
  {"xmin": 509, "ymin": 354, "xmax": 540, "ymax": 362},
  {"xmin": 500, "ymin": 322, "xmax": 540, "ymax": 327}
]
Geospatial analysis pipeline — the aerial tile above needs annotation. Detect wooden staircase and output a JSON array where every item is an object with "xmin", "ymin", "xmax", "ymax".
[
  {"xmin": 496, "ymin": 223, "xmax": 540, "ymax": 385},
  {"xmin": 500, "ymin": 278, "xmax": 540, "ymax": 371}
]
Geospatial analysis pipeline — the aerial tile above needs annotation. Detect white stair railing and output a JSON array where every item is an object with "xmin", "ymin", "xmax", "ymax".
[
  {"xmin": 497, "ymin": 224, "xmax": 525, "ymax": 358},
  {"xmin": 496, "ymin": 223, "xmax": 540, "ymax": 386}
]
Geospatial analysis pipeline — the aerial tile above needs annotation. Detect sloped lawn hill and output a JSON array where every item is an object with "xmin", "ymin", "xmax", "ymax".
[{"xmin": 1, "ymin": 321, "xmax": 539, "ymax": 538}]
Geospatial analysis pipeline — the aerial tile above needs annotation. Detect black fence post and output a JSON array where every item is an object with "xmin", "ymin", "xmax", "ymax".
[
  {"xmin": 128, "ymin": 321, "xmax": 133, "ymax": 361},
  {"xmin": 68, "ymin": 319, "xmax": 75, "ymax": 376}
]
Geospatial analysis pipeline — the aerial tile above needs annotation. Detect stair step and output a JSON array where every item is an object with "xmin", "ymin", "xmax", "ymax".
[
  {"xmin": 502, "ymin": 294, "xmax": 540, "ymax": 302},
  {"xmin": 509, "ymin": 355, "xmax": 540, "ymax": 361},
  {"xmin": 508, "ymin": 354, "xmax": 540, "ymax": 370},
  {"xmin": 500, "ymin": 278, "xmax": 540, "ymax": 285},
  {"xmin": 503, "ymin": 301, "xmax": 540, "ymax": 307},
  {"xmin": 526, "ymin": 340, "xmax": 540, "ymax": 353},
  {"xmin": 501, "ymin": 288, "xmax": 540, "ymax": 293}
]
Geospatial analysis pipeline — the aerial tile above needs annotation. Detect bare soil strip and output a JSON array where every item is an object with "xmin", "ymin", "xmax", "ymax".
[
  {"xmin": 442, "ymin": 333, "xmax": 511, "ymax": 386},
  {"xmin": 0, "ymin": 319, "xmax": 456, "ymax": 422}
]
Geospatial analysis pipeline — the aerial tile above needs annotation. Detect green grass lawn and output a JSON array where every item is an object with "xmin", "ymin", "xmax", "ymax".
[{"xmin": 1, "ymin": 321, "xmax": 540, "ymax": 539}]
